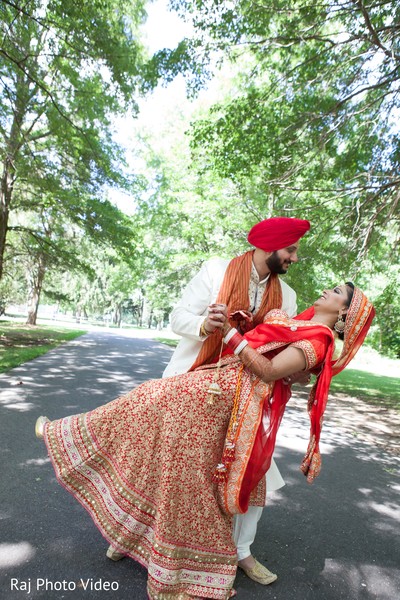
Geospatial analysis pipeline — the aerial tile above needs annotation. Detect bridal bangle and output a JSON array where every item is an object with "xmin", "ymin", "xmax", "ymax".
[
  {"xmin": 223, "ymin": 328, "xmax": 248, "ymax": 355},
  {"xmin": 223, "ymin": 328, "xmax": 237, "ymax": 343},
  {"xmin": 234, "ymin": 339, "xmax": 248, "ymax": 355}
]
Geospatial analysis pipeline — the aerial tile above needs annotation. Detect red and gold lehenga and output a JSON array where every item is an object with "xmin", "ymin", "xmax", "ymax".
[{"xmin": 43, "ymin": 291, "xmax": 375, "ymax": 600}]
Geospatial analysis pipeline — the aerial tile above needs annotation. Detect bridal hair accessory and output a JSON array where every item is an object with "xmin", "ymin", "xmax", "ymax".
[{"xmin": 334, "ymin": 310, "xmax": 346, "ymax": 334}]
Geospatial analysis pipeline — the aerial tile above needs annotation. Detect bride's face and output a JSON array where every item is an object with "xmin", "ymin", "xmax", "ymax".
[{"xmin": 314, "ymin": 285, "xmax": 350, "ymax": 315}]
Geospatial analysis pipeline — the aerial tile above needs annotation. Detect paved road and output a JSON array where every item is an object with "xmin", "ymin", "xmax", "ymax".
[{"xmin": 0, "ymin": 330, "xmax": 399, "ymax": 600}]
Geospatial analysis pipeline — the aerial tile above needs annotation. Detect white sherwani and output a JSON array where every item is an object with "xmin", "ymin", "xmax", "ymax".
[{"xmin": 163, "ymin": 256, "xmax": 295, "ymax": 560}]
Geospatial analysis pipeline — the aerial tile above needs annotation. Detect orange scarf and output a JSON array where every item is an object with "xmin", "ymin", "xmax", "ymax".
[{"xmin": 190, "ymin": 251, "xmax": 282, "ymax": 370}]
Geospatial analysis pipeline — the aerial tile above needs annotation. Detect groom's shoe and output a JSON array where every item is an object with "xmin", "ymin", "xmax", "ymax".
[
  {"xmin": 239, "ymin": 558, "xmax": 277, "ymax": 585},
  {"xmin": 35, "ymin": 416, "xmax": 50, "ymax": 439},
  {"xmin": 106, "ymin": 545, "xmax": 125, "ymax": 561}
]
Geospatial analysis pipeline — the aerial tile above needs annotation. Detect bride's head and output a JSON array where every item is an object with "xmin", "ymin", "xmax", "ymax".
[{"xmin": 314, "ymin": 282, "xmax": 355, "ymax": 338}]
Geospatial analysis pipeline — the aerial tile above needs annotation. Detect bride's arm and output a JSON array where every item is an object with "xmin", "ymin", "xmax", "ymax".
[
  {"xmin": 222, "ymin": 324, "xmax": 306, "ymax": 384},
  {"xmin": 238, "ymin": 344, "xmax": 306, "ymax": 383}
]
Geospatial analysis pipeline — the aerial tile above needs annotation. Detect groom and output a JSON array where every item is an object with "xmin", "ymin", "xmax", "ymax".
[{"xmin": 163, "ymin": 216, "xmax": 310, "ymax": 585}]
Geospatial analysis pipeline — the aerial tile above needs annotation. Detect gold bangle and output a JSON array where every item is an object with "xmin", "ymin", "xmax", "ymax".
[{"xmin": 200, "ymin": 320, "xmax": 213, "ymax": 337}]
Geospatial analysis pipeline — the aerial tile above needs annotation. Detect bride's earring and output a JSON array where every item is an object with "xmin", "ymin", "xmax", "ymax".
[{"xmin": 334, "ymin": 310, "xmax": 346, "ymax": 334}]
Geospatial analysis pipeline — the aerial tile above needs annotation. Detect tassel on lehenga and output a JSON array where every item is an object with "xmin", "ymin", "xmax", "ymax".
[
  {"xmin": 213, "ymin": 364, "xmax": 244, "ymax": 482},
  {"xmin": 206, "ymin": 337, "xmax": 225, "ymax": 406}
]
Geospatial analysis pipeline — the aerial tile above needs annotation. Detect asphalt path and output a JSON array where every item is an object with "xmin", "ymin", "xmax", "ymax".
[{"xmin": 0, "ymin": 330, "xmax": 399, "ymax": 600}]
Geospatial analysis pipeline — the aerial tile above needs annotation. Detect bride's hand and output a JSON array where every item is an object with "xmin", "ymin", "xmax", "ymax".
[{"xmin": 283, "ymin": 371, "xmax": 312, "ymax": 386}]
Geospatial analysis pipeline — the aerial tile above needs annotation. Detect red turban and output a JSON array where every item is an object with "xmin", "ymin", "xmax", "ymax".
[{"xmin": 247, "ymin": 217, "xmax": 310, "ymax": 252}]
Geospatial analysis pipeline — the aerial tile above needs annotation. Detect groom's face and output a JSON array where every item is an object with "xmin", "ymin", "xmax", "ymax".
[{"xmin": 267, "ymin": 242, "xmax": 300, "ymax": 275}]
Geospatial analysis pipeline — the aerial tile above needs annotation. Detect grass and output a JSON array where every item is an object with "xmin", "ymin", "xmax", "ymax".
[
  {"xmin": 329, "ymin": 368, "xmax": 400, "ymax": 410},
  {"xmin": 154, "ymin": 336, "xmax": 179, "ymax": 348},
  {"xmin": 0, "ymin": 321, "xmax": 87, "ymax": 374}
]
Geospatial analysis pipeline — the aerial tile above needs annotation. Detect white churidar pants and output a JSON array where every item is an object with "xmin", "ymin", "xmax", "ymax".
[{"xmin": 232, "ymin": 457, "xmax": 285, "ymax": 560}]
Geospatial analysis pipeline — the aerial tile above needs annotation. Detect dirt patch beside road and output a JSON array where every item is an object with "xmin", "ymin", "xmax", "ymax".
[{"xmin": 291, "ymin": 387, "xmax": 400, "ymax": 456}]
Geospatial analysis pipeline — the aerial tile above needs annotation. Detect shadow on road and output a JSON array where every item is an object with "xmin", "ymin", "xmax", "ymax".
[{"xmin": 0, "ymin": 331, "xmax": 399, "ymax": 599}]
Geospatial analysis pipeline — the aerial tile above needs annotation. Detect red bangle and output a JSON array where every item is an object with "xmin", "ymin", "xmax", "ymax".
[{"xmin": 227, "ymin": 331, "xmax": 243, "ymax": 351}]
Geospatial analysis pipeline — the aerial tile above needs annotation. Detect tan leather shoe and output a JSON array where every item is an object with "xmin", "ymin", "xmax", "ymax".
[
  {"xmin": 35, "ymin": 416, "xmax": 50, "ymax": 439},
  {"xmin": 239, "ymin": 558, "xmax": 277, "ymax": 585},
  {"xmin": 106, "ymin": 545, "xmax": 125, "ymax": 561}
]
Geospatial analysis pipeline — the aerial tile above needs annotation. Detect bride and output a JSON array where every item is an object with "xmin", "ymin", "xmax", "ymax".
[{"xmin": 35, "ymin": 283, "xmax": 374, "ymax": 600}]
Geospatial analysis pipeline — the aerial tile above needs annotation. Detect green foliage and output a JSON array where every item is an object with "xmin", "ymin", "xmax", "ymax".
[
  {"xmin": 157, "ymin": 0, "xmax": 399, "ymax": 354},
  {"xmin": 1, "ymin": 0, "xmax": 398, "ymax": 358},
  {"xmin": 179, "ymin": 0, "xmax": 400, "ymax": 251},
  {"xmin": 370, "ymin": 273, "xmax": 400, "ymax": 358},
  {"xmin": 141, "ymin": 40, "xmax": 212, "ymax": 96},
  {"xmin": 0, "ymin": 0, "xmax": 149, "ymax": 291},
  {"xmin": 330, "ymin": 368, "xmax": 400, "ymax": 410},
  {"xmin": 38, "ymin": 240, "xmax": 145, "ymax": 326}
]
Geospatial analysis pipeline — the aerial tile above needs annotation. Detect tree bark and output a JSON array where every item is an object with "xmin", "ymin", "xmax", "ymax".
[
  {"xmin": 26, "ymin": 254, "xmax": 47, "ymax": 325},
  {"xmin": 0, "ymin": 70, "xmax": 30, "ymax": 280},
  {"xmin": 113, "ymin": 303, "xmax": 122, "ymax": 327},
  {"xmin": 0, "ymin": 199, "xmax": 9, "ymax": 280}
]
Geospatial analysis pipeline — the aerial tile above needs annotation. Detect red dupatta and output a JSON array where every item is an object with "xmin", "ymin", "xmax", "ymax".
[
  {"xmin": 297, "ymin": 288, "xmax": 375, "ymax": 483},
  {"xmin": 237, "ymin": 315, "xmax": 334, "ymax": 512},
  {"xmin": 219, "ymin": 287, "xmax": 375, "ymax": 514}
]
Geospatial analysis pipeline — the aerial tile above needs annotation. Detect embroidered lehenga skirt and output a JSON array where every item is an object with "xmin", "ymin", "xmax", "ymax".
[{"xmin": 44, "ymin": 364, "xmax": 252, "ymax": 600}]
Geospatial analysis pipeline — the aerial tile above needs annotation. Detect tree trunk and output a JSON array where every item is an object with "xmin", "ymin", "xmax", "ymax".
[
  {"xmin": 138, "ymin": 293, "xmax": 145, "ymax": 327},
  {"xmin": 0, "ymin": 194, "xmax": 9, "ymax": 281},
  {"xmin": 0, "ymin": 150, "xmax": 17, "ymax": 281},
  {"xmin": 113, "ymin": 303, "xmax": 122, "ymax": 327},
  {"xmin": 157, "ymin": 312, "xmax": 165, "ymax": 330},
  {"xmin": 0, "ymin": 70, "xmax": 30, "ymax": 280},
  {"xmin": 26, "ymin": 256, "xmax": 47, "ymax": 325}
]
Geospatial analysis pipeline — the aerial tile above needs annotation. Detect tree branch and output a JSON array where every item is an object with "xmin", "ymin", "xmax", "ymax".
[{"xmin": 354, "ymin": 0, "xmax": 399, "ymax": 61}]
